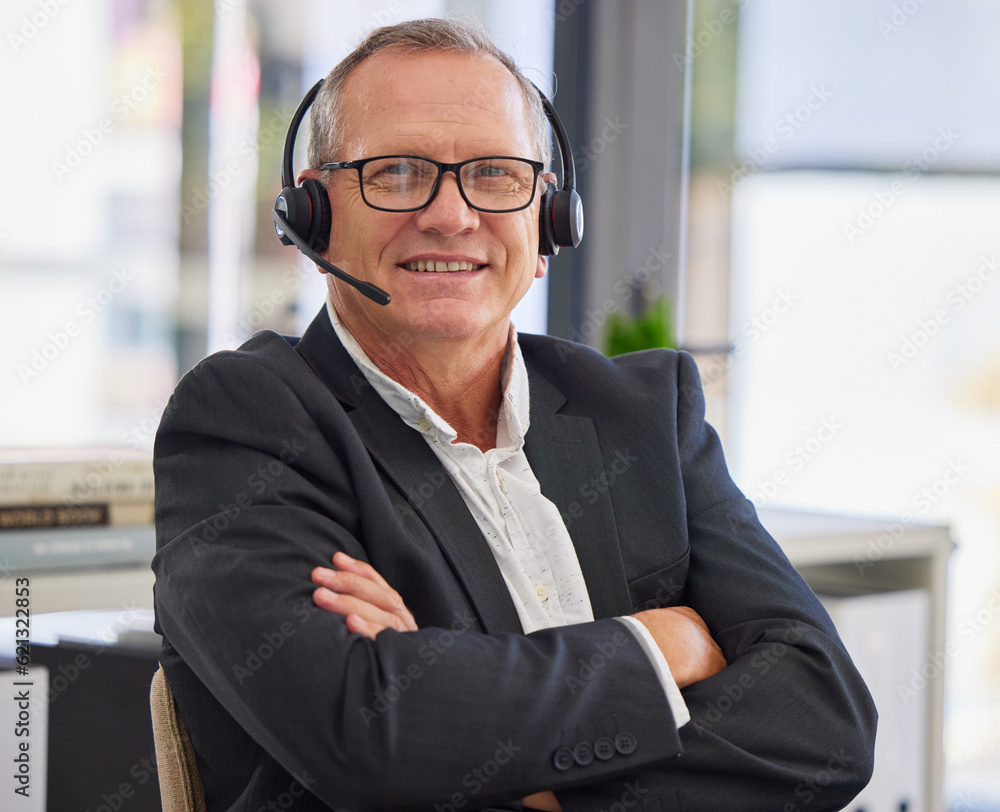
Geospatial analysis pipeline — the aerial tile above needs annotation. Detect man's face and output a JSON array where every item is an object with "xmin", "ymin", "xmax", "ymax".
[{"xmin": 316, "ymin": 49, "xmax": 548, "ymax": 349}]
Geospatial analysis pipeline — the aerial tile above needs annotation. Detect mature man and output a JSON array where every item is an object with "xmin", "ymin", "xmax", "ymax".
[{"xmin": 153, "ymin": 18, "xmax": 876, "ymax": 812}]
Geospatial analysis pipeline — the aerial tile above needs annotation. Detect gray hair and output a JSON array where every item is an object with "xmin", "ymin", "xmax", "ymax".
[{"xmin": 305, "ymin": 18, "xmax": 552, "ymax": 170}]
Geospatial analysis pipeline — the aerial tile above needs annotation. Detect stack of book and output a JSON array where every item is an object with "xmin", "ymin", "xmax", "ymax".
[{"xmin": 0, "ymin": 448, "xmax": 155, "ymax": 573}]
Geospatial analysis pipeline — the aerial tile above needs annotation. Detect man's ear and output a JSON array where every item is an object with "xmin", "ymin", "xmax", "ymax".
[
  {"xmin": 535, "ymin": 254, "xmax": 549, "ymax": 279},
  {"xmin": 536, "ymin": 169, "xmax": 560, "ymax": 265},
  {"xmin": 298, "ymin": 168, "xmax": 322, "ymax": 185}
]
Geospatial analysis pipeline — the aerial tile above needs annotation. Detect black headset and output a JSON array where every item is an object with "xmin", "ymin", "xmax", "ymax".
[{"xmin": 272, "ymin": 77, "xmax": 584, "ymax": 307}]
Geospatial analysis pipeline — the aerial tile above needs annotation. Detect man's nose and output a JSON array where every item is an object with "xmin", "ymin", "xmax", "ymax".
[{"xmin": 414, "ymin": 171, "xmax": 479, "ymax": 235}]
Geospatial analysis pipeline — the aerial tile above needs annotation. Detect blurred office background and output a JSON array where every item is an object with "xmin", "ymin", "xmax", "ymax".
[{"xmin": 1, "ymin": 0, "xmax": 998, "ymax": 808}]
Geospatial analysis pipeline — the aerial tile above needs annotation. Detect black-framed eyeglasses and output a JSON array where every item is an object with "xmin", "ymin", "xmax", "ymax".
[{"xmin": 319, "ymin": 155, "xmax": 544, "ymax": 213}]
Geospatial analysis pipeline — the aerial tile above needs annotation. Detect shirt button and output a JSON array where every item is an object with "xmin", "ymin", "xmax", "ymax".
[
  {"xmin": 417, "ymin": 417, "xmax": 431, "ymax": 432},
  {"xmin": 553, "ymin": 747, "xmax": 574, "ymax": 771},
  {"xmin": 535, "ymin": 585, "xmax": 549, "ymax": 602}
]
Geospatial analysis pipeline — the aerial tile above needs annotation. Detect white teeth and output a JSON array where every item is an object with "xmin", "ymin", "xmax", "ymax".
[{"xmin": 403, "ymin": 260, "xmax": 483, "ymax": 272}]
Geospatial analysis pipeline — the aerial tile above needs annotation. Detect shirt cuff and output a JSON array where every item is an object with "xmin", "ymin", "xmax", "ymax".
[{"xmin": 614, "ymin": 615, "xmax": 690, "ymax": 729}]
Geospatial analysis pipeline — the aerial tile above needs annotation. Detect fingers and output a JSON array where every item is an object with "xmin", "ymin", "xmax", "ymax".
[
  {"xmin": 311, "ymin": 559, "xmax": 416, "ymax": 625},
  {"xmin": 310, "ymin": 552, "xmax": 418, "ymax": 636},
  {"xmin": 331, "ymin": 550, "xmax": 393, "ymax": 590},
  {"xmin": 312, "ymin": 584, "xmax": 411, "ymax": 634}
]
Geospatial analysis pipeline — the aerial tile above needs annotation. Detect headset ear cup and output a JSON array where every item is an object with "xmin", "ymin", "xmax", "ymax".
[
  {"xmin": 538, "ymin": 181, "xmax": 558, "ymax": 256},
  {"xmin": 301, "ymin": 178, "xmax": 332, "ymax": 253},
  {"xmin": 552, "ymin": 188, "xmax": 584, "ymax": 249},
  {"xmin": 273, "ymin": 185, "xmax": 312, "ymax": 246}
]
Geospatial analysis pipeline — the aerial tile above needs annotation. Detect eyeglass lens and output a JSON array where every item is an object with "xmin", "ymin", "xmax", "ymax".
[{"xmin": 360, "ymin": 157, "xmax": 537, "ymax": 212}]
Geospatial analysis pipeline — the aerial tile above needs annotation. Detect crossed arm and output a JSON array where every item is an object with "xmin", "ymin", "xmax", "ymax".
[
  {"xmin": 310, "ymin": 550, "xmax": 728, "ymax": 810},
  {"xmin": 155, "ymin": 337, "xmax": 875, "ymax": 809}
]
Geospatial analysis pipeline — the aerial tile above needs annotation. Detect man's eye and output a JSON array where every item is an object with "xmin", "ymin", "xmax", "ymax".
[
  {"xmin": 382, "ymin": 161, "xmax": 414, "ymax": 175},
  {"xmin": 476, "ymin": 165, "xmax": 507, "ymax": 177}
]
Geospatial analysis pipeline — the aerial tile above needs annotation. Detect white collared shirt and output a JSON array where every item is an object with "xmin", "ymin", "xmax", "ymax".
[{"xmin": 326, "ymin": 299, "xmax": 689, "ymax": 727}]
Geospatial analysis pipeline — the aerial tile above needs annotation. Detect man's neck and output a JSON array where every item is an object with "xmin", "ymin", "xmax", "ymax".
[{"xmin": 334, "ymin": 303, "xmax": 509, "ymax": 452}]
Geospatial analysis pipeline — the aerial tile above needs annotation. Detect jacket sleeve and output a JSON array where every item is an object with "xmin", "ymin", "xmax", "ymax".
[
  {"xmin": 152, "ymin": 343, "xmax": 686, "ymax": 812},
  {"xmin": 555, "ymin": 351, "xmax": 877, "ymax": 812}
]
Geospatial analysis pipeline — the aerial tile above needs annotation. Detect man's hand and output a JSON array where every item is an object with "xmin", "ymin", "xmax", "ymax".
[
  {"xmin": 523, "ymin": 791, "xmax": 562, "ymax": 810},
  {"xmin": 631, "ymin": 606, "xmax": 727, "ymax": 688},
  {"xmin": 312, "ymin": 558, "xmax": 557, "ymax": 809},
  {"xmin": 311, "ymin": 551, "xmax": 418, "ymax": 639}
]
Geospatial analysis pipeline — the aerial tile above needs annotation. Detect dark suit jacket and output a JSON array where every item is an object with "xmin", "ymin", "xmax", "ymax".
[{"xmin": 152, "ymin": 308, "xmax": 876, "ymax": 812}]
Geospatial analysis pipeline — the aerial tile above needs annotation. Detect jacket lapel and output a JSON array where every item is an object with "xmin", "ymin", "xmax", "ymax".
[
  {"xmin": 294, "ymin": 308, "xmax": 633, "ymax": 629},
  {"xmin": 294, "ymin": 310, "xmax": 523, "ymax": 635},
  {"xmin": 524, "ymin": 369, "xmax": 633, "ymax": 620}
]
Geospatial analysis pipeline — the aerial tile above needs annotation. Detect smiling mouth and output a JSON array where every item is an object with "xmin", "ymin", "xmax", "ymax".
[{"xmin": 403, "ymin": 260, "xmax": 485, "ymax": 273}]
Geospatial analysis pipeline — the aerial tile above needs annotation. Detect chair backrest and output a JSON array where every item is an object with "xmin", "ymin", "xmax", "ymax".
[{"xmin": 150, "ymin": 665, "xmax": 207, "ymax": 812}]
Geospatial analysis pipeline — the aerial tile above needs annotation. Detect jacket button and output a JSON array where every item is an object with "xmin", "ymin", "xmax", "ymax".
[
  {"xmin": 594, "ymin": 737, "xmax": 615, "ymax": 760},
  {"xmin": 573, "ymin": 742, "xmax": 594, "ymax": 766},
  {"xmin": 553, "ymin": 747, "xmax": 575, "ymax": 771},
  {"xmin": 615, "ymin": 732, "xmax": 637, "ymax": 755}
]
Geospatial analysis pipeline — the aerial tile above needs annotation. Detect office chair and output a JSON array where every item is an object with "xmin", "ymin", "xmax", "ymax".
[{"xmin": 150, "ymin": 665, "xmax": 207, "ymax": 812}]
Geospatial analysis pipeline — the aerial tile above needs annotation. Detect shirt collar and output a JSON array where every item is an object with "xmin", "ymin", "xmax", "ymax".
[{"xmin": 325, "ymin": 297, "xmax": 530, "ymax": 451}]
